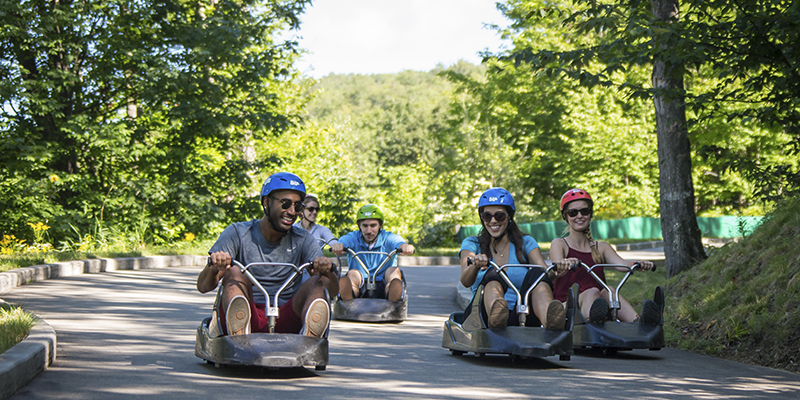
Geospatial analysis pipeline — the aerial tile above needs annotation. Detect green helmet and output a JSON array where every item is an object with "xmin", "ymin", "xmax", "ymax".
[{"xmin": 356, "ymin": 204, "xmax": 384, "ymax": 223}]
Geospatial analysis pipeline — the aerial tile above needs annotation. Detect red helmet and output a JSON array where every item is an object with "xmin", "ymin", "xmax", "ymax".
[{"xmin": 560, "ymin": 188, "xmax": 593, "ymax": 213}]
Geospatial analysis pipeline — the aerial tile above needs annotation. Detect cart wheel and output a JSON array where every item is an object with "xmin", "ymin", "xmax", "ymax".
[
  {"xmin": 315, "ymin": 365, "xmax": 327, "ymax": 371},
  {"xmin": 559, "ymin": 355, "xmax": 571, "ymax": 361},
  {"xmin": 603, "ymin": 347, "xmax": 618, "ymax": 357},
  {"xmin": 450, "ymin": 350, "xmax": 465, "ymax": 356}
]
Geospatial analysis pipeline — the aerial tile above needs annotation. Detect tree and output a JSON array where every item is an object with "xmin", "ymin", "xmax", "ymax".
[
  {"xmin": 0, "ymin": 0, "xmax": 311, "ymax": 242},
  {"xmin": 497, "ymin": 0, "xmax": 800, "ymax": 275},
  {"xmin": 651, "ymin": 0, "xmax": 706, "ymax": 275}
]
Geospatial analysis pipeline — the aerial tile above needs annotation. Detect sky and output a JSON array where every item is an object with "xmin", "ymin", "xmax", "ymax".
[{"xmin": 283, "ymin": 0, "xmax": 511, "ymax": 78}]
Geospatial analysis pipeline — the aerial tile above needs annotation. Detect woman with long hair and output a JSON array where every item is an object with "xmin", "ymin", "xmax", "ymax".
[
  {"xmin": 550, "ymin": 188, "xmax": 659, "ymax": 324},
  {"xmin": 459, "ymin": 187, "xmax": 569, "ymax": 330}
]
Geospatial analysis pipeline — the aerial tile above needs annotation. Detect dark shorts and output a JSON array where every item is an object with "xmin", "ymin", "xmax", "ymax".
[
  {"xmin": 356, "ymin": 279, "xmax": 387, "ymax": 299},
  {"xmin": 464, "ymin": 267, "xmax": 554, "ymax": 327},
  {"xmin": 219, "ymin": 297, "xmax": 303, "ymax": 334},
  {"xmin": 355, "ymin": 270, "xmax": 404, "ymax": 299}
]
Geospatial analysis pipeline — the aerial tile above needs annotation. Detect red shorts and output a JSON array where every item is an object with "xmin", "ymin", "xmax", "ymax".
[{"xmin": 220, "ymin": 297, "xmax": 303, "ymax": 334}]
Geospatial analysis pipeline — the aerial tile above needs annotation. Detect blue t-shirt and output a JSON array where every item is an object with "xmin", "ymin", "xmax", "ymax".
[
  {"xmin": 337, "ymin": 229, "xmax": 407, "ymax": 282},
  {"xmin": 459, "ymin": 235, "xmax": 540, "ymax": 308}
]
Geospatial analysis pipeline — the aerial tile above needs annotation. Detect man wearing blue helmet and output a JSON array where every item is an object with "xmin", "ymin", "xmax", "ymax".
[
  {"xmin": 459, "ymin": 187, "xmax": 569, "ymax": 330},
  {"xmin": 197, "ymin": 172, "xmax": 338, "ymax": 338}
]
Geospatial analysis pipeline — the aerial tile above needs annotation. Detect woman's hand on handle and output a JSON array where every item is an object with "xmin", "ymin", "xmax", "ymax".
[
  {"xmin": 552, "ymin": 257, "xmax": 579, "ymax": 278},
  {"xmin": 469, "ymin": 253, "xmax": 490, "ymax": 271},
  {"xmin": 633, "ymin": 260, "xmax": 655, "ymax": 271}
]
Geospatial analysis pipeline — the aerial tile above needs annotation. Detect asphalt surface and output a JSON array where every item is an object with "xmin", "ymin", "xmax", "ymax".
[{"xmin": 3, "ymin": 263, "xmax": 800, "ymax": 399}]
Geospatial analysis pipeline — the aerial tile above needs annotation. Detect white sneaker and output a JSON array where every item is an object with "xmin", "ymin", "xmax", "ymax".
[
  {"xmin": 226, "ymin": 295, "xmax": 251, "ymax": 335},
  {"xmin": 303, "ymin": 298, "xmax": 329, "ymax": 338}
]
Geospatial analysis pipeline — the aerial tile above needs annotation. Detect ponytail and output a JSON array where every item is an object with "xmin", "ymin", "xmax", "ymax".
[{"xmin": 585, "ymin": 226, "xmax": 603, "ymax": 264}]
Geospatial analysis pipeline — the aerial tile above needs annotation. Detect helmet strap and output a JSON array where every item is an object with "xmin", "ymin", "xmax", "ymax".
[{"xmin": 263, "ymin": 200, "xmax": 286, "ymax": 233}]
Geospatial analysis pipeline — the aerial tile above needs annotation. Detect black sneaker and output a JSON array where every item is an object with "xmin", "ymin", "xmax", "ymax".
[
  {"xmin": 641, "ymin": 299, "xmax": 661, "ymax": 325},
  {"xmin": 589, "ymin": 297, "xmax": 609, "ymax": 324}
]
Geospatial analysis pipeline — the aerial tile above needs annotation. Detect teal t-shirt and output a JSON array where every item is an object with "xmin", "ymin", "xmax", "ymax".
[{"xmin": 459, "ymin": 235, "xmax": 540, "ymax": 308}]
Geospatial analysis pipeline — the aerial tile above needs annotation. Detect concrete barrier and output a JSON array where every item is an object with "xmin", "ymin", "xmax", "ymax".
[{"xmin": 0, "ymin": 317, "xmax": 56, "ymax": 400}]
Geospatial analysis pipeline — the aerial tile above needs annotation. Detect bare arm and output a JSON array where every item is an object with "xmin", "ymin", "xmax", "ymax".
[
  {"xmin": 598, "ymin": 241, "xmax": 655, "ymax": 271},
  {"xmin": 309, "ymin": 256, "xmax": 339, "ymax": 298},
  {"xmin": 460, "ymin": 250, "xmax": 487, "ymax": 287},
  {"xmin": 547, "ymin": 239, "xmax": 579, "ymax": 278},
  {"xmin": 196, "ymin": 251, "xmax": 232, "ymax": 293}
]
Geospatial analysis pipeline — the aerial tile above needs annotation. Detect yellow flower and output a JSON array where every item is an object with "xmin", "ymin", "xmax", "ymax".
[
  {"xmin": 183, "ymin": 232, "xmax": 196, "ymax": 242},
  {"xmin": 49, "ymin": 174, "xmax": 59, "ymax": 183}
]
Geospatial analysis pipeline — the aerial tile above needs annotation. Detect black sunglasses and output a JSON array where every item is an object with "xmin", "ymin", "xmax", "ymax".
[
  {"xmin": 566, "ymin": 207, "xmax": 592, "ymax": 218},
  {"xmin": 481, "ymin": 211, "xmax": 508, "ymax": 223},
  {"xmin": 305, "ymin": 206, "xmax": 320, "ymax": 213},
  {"xmin": 270, "ymin": 196, "xmax": 304, "ymax": 212}
]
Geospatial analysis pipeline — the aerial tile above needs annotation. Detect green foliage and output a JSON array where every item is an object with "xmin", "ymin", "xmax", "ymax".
[
  {"xmin": 0, "ymin": 0, "xmax": 312, "ymax": 244},
  {"xmin": 500, "ymin": 0, "xmax": 800, "ymax": 204},
  {"xmin": 302, "ymin": 65, "xmax": 486, "ymax": 244},
  {"xmin": 440, "ymin": 5, "xmax": 661, "ymax": 222}
]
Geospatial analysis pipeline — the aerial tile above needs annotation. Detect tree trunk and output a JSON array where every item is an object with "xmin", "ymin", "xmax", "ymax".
[{"xmin": 651, "ymin": 0, "xmax": 706, "ymax": 278}]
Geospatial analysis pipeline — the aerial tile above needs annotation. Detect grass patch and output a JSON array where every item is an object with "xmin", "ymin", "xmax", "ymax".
[
  {"xmin": 0, "ymin": 302, "xmax": 36, "ymax": 355},
  {"xmin": 664, "ymin": 197, "xmax": 800, "ymax": 373}
]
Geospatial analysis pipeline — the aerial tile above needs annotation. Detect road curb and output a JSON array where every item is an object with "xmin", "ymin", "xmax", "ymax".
[
  {"xmin": 0, "ymin": 254, "xmax": 207, "ymax": 399},
  {"xmin": 0, "ymin": 316, "xmax": 56, "ymax": 400}
]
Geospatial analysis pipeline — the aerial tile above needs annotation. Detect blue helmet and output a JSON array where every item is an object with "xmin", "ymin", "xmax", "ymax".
[
  {"xmin": 260, "ymin": 172, "xmax": 306, "ymax": 200},
  {"xmin": 477, "ymin": 187, "xmax": 515, "ymax": 211}
]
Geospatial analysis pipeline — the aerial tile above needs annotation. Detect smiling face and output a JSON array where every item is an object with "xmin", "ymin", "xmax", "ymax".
[
  {"xmin": 481, "ymin": 205, "xmax": 510, "ymax": 239},
  {"xmin": 302, "ymin": 198, "xmax": 319, "ymax": 223},
  {"xmin": 564, "ymin": 199, "xmax": 592, "ymax": 232},
  {"xmin": 264, "ymin": 189, "xmax": 302, "ymax": 232},
  {"xmin": 358, "ymin": 219, "xmax": 382, "ymax": 244}
]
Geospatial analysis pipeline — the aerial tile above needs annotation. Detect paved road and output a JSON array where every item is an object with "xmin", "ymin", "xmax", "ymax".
[{"xmin": 4, "ymin": 264, "xmax": 800, "ymax": 399}]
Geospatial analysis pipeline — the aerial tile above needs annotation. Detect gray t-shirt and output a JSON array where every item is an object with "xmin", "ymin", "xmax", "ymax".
[
  {"xmin": 209, "ymin": 219, "xmax": 322, "ymax": 305},
  {"xmin": 293, "ymin": 222, "xmax": 338, "ymax": 246}
]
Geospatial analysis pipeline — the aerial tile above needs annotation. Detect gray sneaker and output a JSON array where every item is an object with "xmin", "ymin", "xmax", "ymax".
[
  {"xmin": 544, "ymin": 300, "xmax": 566, "ymax": 330},
  {"xmin": 487, "ymin": 298, "xmax": 509, "ymax": 329}
]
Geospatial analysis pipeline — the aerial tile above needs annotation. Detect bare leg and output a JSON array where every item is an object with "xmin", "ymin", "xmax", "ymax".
[
  {"xmin": 530, "ymin": 284, "xmax": 566, "ymax": 329},
  {"xmin": 293, "ymin": 274, "xmax": 334, "ymax": 317},
  {"xmin": 601, "ymin": 287, "xmax": 638, "ymax": 322},
  {"xmin": 219, "ymin": 267, "xmax": 253, "ymax": 335},
  {"xmin": 482, "ymin": 280, "xmax": 508, "ymax": 328},
  {"xmin": 579, "ymin": 287, "xmax": 602, "ymax": 318},
  {"xmin": 293, "ymin": 274, "xmax": 335, "ymax": 337},
  {"xmin": 338, "ymin": 269, "xmax": 362, "ymax": 300},
  {"xmin": 384, "ymin": 266, "xmax": 403, "ymax": 302}
]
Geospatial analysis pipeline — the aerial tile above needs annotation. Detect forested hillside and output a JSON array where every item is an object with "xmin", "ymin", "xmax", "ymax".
[{"xmin": 2, "ymin": 0, "xmax": 798, "ymax": 262}]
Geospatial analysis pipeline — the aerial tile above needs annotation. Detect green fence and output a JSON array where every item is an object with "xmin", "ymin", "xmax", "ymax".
[{"xmin": 456, "ymin": 216, "xmax": 763, "ymax": 243}]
